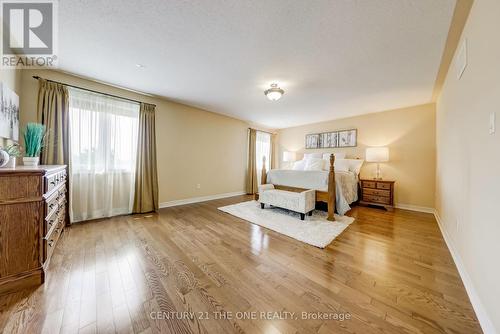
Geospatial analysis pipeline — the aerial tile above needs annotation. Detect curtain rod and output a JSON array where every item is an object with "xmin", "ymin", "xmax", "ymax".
[
  {"xmin": 32, "ymin": 76, "xmax": 156, "ymax": 107},
  {"xmin": 249, "ymin": 127, "xmax": 275, "ymax": 135}
]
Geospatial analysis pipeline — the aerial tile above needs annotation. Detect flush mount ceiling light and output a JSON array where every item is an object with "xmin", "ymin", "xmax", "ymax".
[
  {"xmin": 135, "ymin": 63, "xmax": 145, "ymax": 68},
  {"xmin": 264, "ymin": 83, "xmax": 284, "ymax": 101}
]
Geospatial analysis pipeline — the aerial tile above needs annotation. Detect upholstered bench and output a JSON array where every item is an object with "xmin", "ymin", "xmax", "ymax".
[{"xmin": 258, "ymin": 184, "xmax": 316, "ymax": 220}]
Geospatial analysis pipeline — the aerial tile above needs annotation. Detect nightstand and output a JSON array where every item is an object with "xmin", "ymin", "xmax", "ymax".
[{"xmin": 359, "ymin": 179, "xmax": 395, "ymax": 211}]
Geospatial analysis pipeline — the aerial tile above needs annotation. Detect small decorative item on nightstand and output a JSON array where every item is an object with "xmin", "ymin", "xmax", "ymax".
[{"xmin": 359, "ymin": 179, "xmax": 395, "ymax": 211}]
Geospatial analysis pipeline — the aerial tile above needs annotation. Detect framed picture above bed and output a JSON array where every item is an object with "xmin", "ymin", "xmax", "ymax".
[
  {"xmin": 305, "ymin": 129, "xmax": 357, "ymax": 149},
  {"xmin": 305, "ymin": 134, "xmax": 320, "ymax": 149},
  {"xmin": 338, "ymin": 129, "xmax": 357, "ymax": 147}
]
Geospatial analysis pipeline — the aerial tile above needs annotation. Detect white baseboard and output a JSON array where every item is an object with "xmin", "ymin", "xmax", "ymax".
[
  {"xmin": 159, "ymin": 191, "xmax": 246, "ymax": 208},
  {"xmin": 395, "ymin": 203, "xmax": 435, "ymax": 213},
  {"xmin": 434, "ymin": 211, "xmax": 497, "ymax": 334}
]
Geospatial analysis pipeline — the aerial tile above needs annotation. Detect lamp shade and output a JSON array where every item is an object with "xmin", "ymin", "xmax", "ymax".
[
  {"xmin": 283, "ymin": 151, "xmax": 296, "ymax": 162},
  {"xmin": 366, "ymin": 147, "xmax": 389, "ymax": 162}
]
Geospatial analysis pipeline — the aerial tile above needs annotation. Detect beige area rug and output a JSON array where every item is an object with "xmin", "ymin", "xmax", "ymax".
[{"xmin": 218, "ymin": 200, "xmax": 354, "ymax": 248}]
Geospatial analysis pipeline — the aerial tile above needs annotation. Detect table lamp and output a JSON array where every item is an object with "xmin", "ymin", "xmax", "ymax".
[
  {"xmin": 366, "ymin": 147, "xmax": 389, "ymax": 180},
  {"xmin": 283, "ymin": 151, "xmax": 296, "ymax": 169}
]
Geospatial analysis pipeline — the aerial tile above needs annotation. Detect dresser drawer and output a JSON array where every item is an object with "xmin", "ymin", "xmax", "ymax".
[
  {"xmin": 45, "ymin": 170, "xmax": 67, "ymax": 194},
  {"xmin": 362, "ymin": 181, "xmax": 376, "ymax": 188},
  {"xmin": 376, "ymin": 182, "xmax": 391, "ymax": 190},
  {"xmin": 57, "ymin": 186, "xmax": 67, "ymax": 203},
  {"xmin": 44, "ymin": 205, "xmax": 65, "ymax": 236},
  {"xmin": 363, "ymin": 188, "xmax": 390, "ymax": 197},
  {"xmin": 44, "ymin": 210, "xmax": 58, "ymax": 236},
  {"xmin": 43, "ymin": 216, "xmax": 64, "ymax": 264},
  {"xmin": 45, "ymin": 191, "xmax": 59, "ymax": 216},
  {"xmin": 362, "ymin": 194, "xmax": 390, "ymax": 205}
]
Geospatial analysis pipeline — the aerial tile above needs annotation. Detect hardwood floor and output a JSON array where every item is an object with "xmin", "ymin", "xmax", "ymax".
[{"xmin": 0, "ymin": 195, "xmax": 482, "ymax": 334}]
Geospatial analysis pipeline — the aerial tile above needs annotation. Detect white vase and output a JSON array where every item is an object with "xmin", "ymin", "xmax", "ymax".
[
  {"xmin": 4, "ymin": 157, "xmax": 16, "ymax": 168},
  {"xmin": 23, "ymin": 156, "xmax": 40, "ymax": 167}
]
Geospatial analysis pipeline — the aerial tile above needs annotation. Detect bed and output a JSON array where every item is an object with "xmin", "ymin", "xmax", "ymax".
[{"xmin": 260, "ymin": 154, "xmax": 362, "ymax": 221}]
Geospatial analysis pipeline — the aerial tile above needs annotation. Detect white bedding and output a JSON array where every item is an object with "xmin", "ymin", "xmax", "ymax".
[{"xmin": 267, "ymin": 169, "xmax": 358, "ymax": 215}]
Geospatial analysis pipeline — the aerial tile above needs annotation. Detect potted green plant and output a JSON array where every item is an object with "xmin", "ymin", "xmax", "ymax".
[
  {"xmin": 23, "ymin": 123, "xmax": 46, "ymax": 167},
  {"xmin": 4, "ymin": 143, "xmax": 21, "ymax": 168}
]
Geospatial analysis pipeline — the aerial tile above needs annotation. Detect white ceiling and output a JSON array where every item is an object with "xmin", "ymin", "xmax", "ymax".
[{"xmin": 58, "ymin": 0, "xmax": 456, "ymax": 129}]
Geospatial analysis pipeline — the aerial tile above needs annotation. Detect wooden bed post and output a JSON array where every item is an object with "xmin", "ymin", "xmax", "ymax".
[
  {"xmin": 261, "ymin": 156, "xmax": 267, "ymax": 184},
  {"xmin": 254, "ymin": 156, "xmax": 267, "ymax": 201},
  {"xmin": 328, "ymin": 154, "xmax": 336, "ymax": 221}
]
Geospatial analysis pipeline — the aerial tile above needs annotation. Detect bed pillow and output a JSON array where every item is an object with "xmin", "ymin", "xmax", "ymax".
[
  {"xmin": 345, "ymin": 159, "xmax": 364, "ymax": 175},
  {"xmin": 292, "ymin": 159, "xmax": 307, "ymax": 170},
  {"xmin": 333, "ymin": 159, "xmax": 350, "ymax": 172},
  {"xmin": 304, "ymin": 158, "xmax": 325, "ymax": 171},
  {"xmin": 303, "ymin": 153, "xmax": 322, "ymax": 160},
  {"xmin": 322, "ymin": 152, "xmax": 346, "ymax": 161}
]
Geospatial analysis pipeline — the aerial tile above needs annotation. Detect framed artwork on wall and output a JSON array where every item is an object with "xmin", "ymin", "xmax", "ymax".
[
  {"xmin": 320, "ymin": 132, "xmax": 337, "ymax": 148},
  {"xmin": 0, "ymin": 82, "xmax": 20, "ymax": 141},
  {"xmin": 338, "ymin": 129, "xmax": 357, "ymax": 147},
  {"xmin": 329, "ymin": 132, "xmax": 339, "ymax": 148},
  {"xmin": 305, "ymin": 134, "xmax": 320, "ymax": 149},
  {"xmin": 305, "ymin": 129, "xmax": 357, "ymax": 149}
]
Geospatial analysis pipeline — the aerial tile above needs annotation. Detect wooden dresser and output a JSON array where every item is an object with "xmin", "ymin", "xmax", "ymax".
[
  {"xmin": 0, "ymin": 165, "xmax": 67, "ymax": 294},
  {"xmin": 360, "ymin": 179, "xmax": 395, "ymax": 211}
]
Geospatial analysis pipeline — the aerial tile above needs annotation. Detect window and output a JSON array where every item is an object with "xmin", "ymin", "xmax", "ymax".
[
  {"xmin": 68, "ymin": 87, "xmax": 140, "ymax": 222},
  {"xmin": 255, "ymin": 131, "xmax": 271, "ymax": 184}
]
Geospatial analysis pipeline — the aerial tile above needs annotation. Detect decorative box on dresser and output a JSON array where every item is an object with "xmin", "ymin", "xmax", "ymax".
[
  {"xmin": 359, "ymin": 179, "xmax": 395, "ymax": 211},
  {"xmin": 0, "ymin": 165, "xmax": 68, "ymax": 295}
]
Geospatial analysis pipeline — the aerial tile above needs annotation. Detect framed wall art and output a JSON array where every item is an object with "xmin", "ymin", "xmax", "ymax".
[
  {"xmin": 305, "ymin": 134, "xmax": 320, "ymax": 149},
  {"xmin": 338, "ymin": 129, "xmax": 357, "ymax": 147},
  {"xmin": 305, "ymin": 129, "xmax": 357, "ymax": 149},
  {"xmin": 0, "ymin": 82, "xmax": 20, "ymax": 141}
]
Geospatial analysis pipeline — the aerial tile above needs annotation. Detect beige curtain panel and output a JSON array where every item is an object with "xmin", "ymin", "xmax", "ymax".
[
  {"xmin": 246, "ymin": 128, "xmax": 258, "ymax": 194},
  {"xmin": 37, "ymin": 79, "xmax": 70, "ymax": 165},
  {"xmin": 133, "ymin": 103, "xmax": 159, "ymax": 213},
  {"xmin": 270, "ymin": 133, "xmax": 277, "ymax": 170}
]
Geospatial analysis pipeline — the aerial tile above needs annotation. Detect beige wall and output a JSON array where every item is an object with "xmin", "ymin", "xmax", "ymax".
[
  {"xmin": 18, "ymin": 70, "xmax": 248, "ymax": 204},
  {"xmin": 436, "ymin": 0, "xmax": 500, "ymax": 332},
  {"xmin": 0, "ymin": 69, "xmax": 22, "ymax": 150},
  {"xmin": 277, "ymin": 104, "xmax": 436, "ymax": 209}
]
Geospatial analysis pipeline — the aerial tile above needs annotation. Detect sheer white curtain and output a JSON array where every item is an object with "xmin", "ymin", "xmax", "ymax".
[
  {"xmin": 68, "ymin": 88, "xmax": 140, "ymax": 222},
  {"xmin": 256, "ymin": 131, "xmax": 271, "ymax": 184}
]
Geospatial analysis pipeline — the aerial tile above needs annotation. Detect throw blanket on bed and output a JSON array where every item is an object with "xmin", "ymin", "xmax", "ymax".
[{"xmin": 266, "ymin": 170, "xmax": 358, "ymax": 215}]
